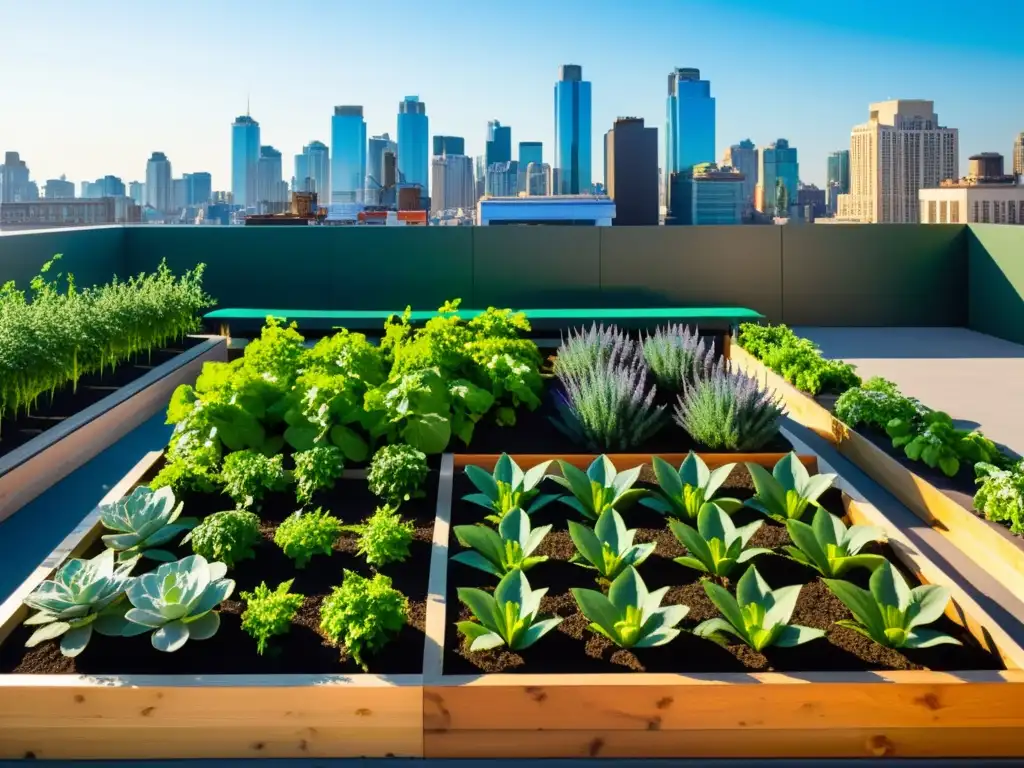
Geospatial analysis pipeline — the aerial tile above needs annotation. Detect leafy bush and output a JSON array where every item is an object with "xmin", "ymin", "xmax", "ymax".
[
  {"xmin": 293, "ymin": 445, "xmax": 345, "ymax": 505},
  {"xmin": 573, "ymin": 567, "xmax": 687, "ymax": 648},
  {"xmin": 642, "ymin": 324, "xmax": 714, "ymax": 392},
  {"xmin": 367, "ymin": 443, "xmax": 429, "ymax": 503},
  {"xmin": 738, "ymin": 323, "xmax": 860, "ymax": 396},
  {"xmin": 352, "ymin": 505, "xmax": 415, "ymax": 566},
  {"xmin": 674, "ymin": 359, "xmax": 784, "ymax": 451},
  {"xmin": 457, "ymin": 569, "xmax": 562, "ymax": 651},
  {"xmin": 273, "ymin": 508, "xmax": 343, "ymax": 568},
  {"xmin": 833, "ymin": 377, "xmax": 921, "ymax": 431},
  {"xmin": 463, "ymin": 455, "xmax": 557, "ymax": 524},
  {"xmin": 99, "ymin": 486, "xmax": 196, "ymax": 562},
  {"xmin": 183, "ymin": 510, "xmax": 262, "ymax": 567},
  {"xmin": 240, "ymin": 579, "xmax": 305, "ymax": 655},
  {"xmin": 452, "ymin": 508, "xmax": 551, "ymax": 577},
  {"xmin": 320, "ymin": 570, "xmax": 408, "ymax": 670},
  {"xmin": 221, "ymin": 451, "xmax": 289, "ymax": 509},
  {"xmin": 242, "ymin": 316, "xmax": 307, "ymax": 386},
  {"xmin": 745, "ymin": 452, "xmax": 838, "ymax": 522},
  {"xmin": 974, "ymin": 460, "xmax": 1024, "ymax": 535}
]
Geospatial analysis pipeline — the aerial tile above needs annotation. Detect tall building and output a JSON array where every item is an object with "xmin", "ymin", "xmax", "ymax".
[
  {"xmin": 331, "ymin": 106, "xmax": 367, "ymax": 203},
  {"xmin": 756, "ymin": 139, "xmax": 799, "ymax": 216},
  {"xmin": 367, "ymin": 133, "xmax": 397, "ymax": 199},
  {"xmin": 145, "ymin": 152, "xmax": 172, "ymax": 212},
  {"xmin": 519, "ymin": 141, "xmax": 542, "ymax": 167},
  {"xmin": 525, "ymin": 162, "xmax": 553, "ymax": 196},
  {"xmin": 257, "ymin": 145, "xmax": 284, "ymax": 206},
  {"xmin": 486, "ymin": 161, "xmax": 520, "ymax": 197},
  {"xmin": 1014, "ymin": 131, "xmax": 1024, "ymax": 178},
  {"xmin": 798, "ymin": 184, "xmax": 827, "ymax": 219},
  {"xmin": 604, "ymin": 117, "xmax": 658, "ymax": 226},
  {"xmin": 838, "ymin": 100, "xmax": 958, "ymax": 223},
  {"xmin": 172, "ymin": 178, "xmax": 189, "ymax": 211},
  {"xmin": 431, "ymin": 154, "xmax": 475, "ymax": 212},
  {"xmin": 689, "ymin": 163, "xmax": 745, "ymax": 225},
  {"xmin": 486, "ymin": 121, "xmax": 512, "ymax": 166},
  {"xmin": 44, "ymin": 176, "xmax": 75, "ymax": 199},
  {"xmin": 554, "ymin": 65, "xmax": 592, "ymax": 195},
  {"xmin": 231, "ymin": 114, "xmax": 260, "ymax": 208},
  {"xmin": 184, "ymin": 172, "xmax": 212, "ymax": 206},
  {"xmin": 665, "ymin": 68, "xmax": 715, "ymax": 205},
  {"xmin": 432, "ymin": 136, "xmax": 465, "ymax": 157},
  {"xmin": 1, "ymin": 151, "xmax": 33, "ymax": 203},
  {"xmin": 293, "ymin": 141, "xmax": 329, "ymax": 201},
  {"xmin": 826, "ymin": 149, "xmax": 850, "ymax": 214},
  {"xmin": 129, "ymin": 181, "xmax": 144, "ymax": 206},
  {"xmin": 82, "ymin": 175, "xmax": 125, "ymax": 198},
  {"xmin": 397, "ymin": 96, "xmax": 429, "ymax": 193},
  {"xmin": 722, "ymin": 139, "xmax": 757, "ymax": 215}
]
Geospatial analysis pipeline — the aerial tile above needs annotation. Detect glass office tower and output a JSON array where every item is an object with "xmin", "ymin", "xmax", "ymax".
[
  {"xmin": 231, "ymin": 114, "xmax": 260, "ymax": 208},
  {"xmin": 331, "ymin": 106, "xmax": 367, "ymax": 203},
  {"xmin": 397, "ymin": 96, "xmax": 429, "ymax": 193},
  {"xmin": 486, "ymin": 121, "xmax": 512, "ymax": 166},
  {"xmin": 553, "ymin": 65, "xmax": 592, "ymax": 194},
  {"xmin": 665, "ymin": 68, "xmax": 715, "ymax": 203}
]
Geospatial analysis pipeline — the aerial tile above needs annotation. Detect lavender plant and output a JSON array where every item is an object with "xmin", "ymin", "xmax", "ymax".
[
  {"xmin": 674, "ymin": 359, "xmax": 785, "ymax": 451},
  {"xmin": 553, "ymin": 323, "xmax": 638, "ymax": 381},
  {"xmin": 642, "ymin": 324, "xmax": 715, "ymax": 393}
]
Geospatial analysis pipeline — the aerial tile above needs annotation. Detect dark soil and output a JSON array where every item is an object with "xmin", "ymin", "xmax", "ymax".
[
  {"xmin": 0, "ymin": 473, "xmax": 438, "ymax": 675},
  {"xmin": 443, "ymin": 466, "xmax": 1000, "ymax": 675},
  {"xmin": 0, "ymin": 337, "xmax": 205, "ymax": 459}
]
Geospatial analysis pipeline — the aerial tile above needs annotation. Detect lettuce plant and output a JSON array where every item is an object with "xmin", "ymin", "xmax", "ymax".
[
  {"xmin": 452, "ymin": 508, "xmax": 551, "ymax": 577},
  {"xmin": 568, "ymin": 508, "xmax": 655, "ymax": 581},
  {"xmin": 320, "ymin": 571, "xmax": 408, "ymax": 670},
  {"xmin": 367, "ymin": 443, "xmax": 429, "ymax": 503},
  {"xmin": 572, "ymin": 566, "xmax": 688, "ymax": 649},
  {"xmin": 457, "ymin": 569, "xmax": 562, "ymax": 651},
  {"xmin": 351, "ymin": 505, "xmax": 415, "ymax": 566},
  {"xmin": 463, "ymin": 454, "xmax": 557, "ymax": 524},
  {"xmin": 669, "ymin": 502, "xmax": 770, "ymax": 578},
  {"xmin": 221, "ymin": 450, "xmax": 289, "ymax": 509},
  {"xmin": 745, "ymin": 452, "xmax": 838, "ymax": 522},
  {"xmin": 784, "ymin": 507, "xmax": 887, "ymax": 577},
  {"xmin": 273, "ymin": 507, "xmax": 343, "ymax": 568},
  {"xmin": 240, "ymin": 579, "xmax": 305, "ymax": 655},
  {"xmin": 363, "ymin": 368, "xmax": 455, "ymax": 454},
  {"xmin": 640, "ymin": 453, "xmax": 743, "ymax": 519},
  {"xmin": 974, "ymin": 459, "xmax": 1024, "ymax": 535},
  {"xmin": 695, "ymin": 565, "xmax": 825, "ymax": 651},
  {"xmin": 833, "ymin": 377, "xmax": 920, "ymax": 432},
  {"xmin": 21, "ymin": 549, "xmax": 137, "ymax": 658},
  {"xmin": 641, "ymin": 324, "xmax": 715, "ymax": 392},
  {"xmin": 293, "ymin": 445, "xmax": 345, "ymax": 505},
  {"xmin": 825, "ymin": 561, "xmax": 961, "ymax": 649},
  {"xmin": 123, "ymin": 555, "xmax": 235, "ymax": 652},
  {"xmin": 183, "ymin": 509, "xmax": 262, "ymax": 568},
  {"xmin": 887, "ymin": 410, "xmax": 1002, "ymax": 478},
  {"xmin": 99, "ymin": 485, "xmax": 196, "ymax": 562},
  {"xmin": 550, "ymin": 455, "xmax": 646, "ymax": 520}
]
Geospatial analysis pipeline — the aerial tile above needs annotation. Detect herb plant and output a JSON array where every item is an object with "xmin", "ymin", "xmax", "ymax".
[
  {"xmin": 457, "ymin": 569, "xmax": 562, "ymax": 651},
  {"xmin": 974, "ymin": 459, "xmax": 1024, "ymax": 535},
  {"xmin": 183, "ymin": 509, "xmax": 262, "ymax": 568},
  {"xmin": 825, "ymin": 561, "xmax": 961, "ymax": 649},
  {"xmin": 887, "ymin": 410, "xmax": 1000, "ymax": 478},
  {"xmin": 99, "ymin": 485, "xmax": 196, "ymax": 562},
  {"xmin": 669, "ymin": 502, "xmax": 771, "ymax": 578},
  {"xmin": 641, "ymin": 324, "xmax": 715, "ymax": 392},
  {"xmin": 738, "ymin": 323, "xmax": 860, "ymax": 396},
  {"xmin": 452, "ymin": 508, "xmax": 551, "ymax": 577},
  {"xmin": 833, "ymin": 377, "xmax": 921, "ymax": 432},
  {"xmin": 293, "ymin": 445, "xmax": 345, "ymax": 505},
  {"xmin": 21, "ymin": 549, "xmax": 137, "ymax": 658},
  {"xmin": 695, "ymin": 565, "xmax": 825, "ymax": 651},
  {"xmin": 550, "ymin": 455, "xmax": 646, "ymax": 520},
  {"xmin": 367, "ymin": 443, "xmax": 429, "ymax": 503},
  {"xmin": 352, "ymin": 505, "xmax": 415, "ymax": 566},
  {"xmin": 674, "ymin": 359, "xmax": 785, "ymax": 451},
  {"xmin": 220, "ymin": 451, "xmax": 289, "ymax": 509},
  {"xmin": 463, "ymin": 454, "xmax": 557, "ymax": 524},
  {"xmin": 240, "ymin": 579, "xmax": 305, "ymax": 655},
  {"xmin": 784, "ymin": 507, "xmax": 887, "ymax": 577},
  {"xmin": 641, "ymin": 453, "xmax": 743, "ymax": 519},
  {"xmin": 572, "ymin": 566, "xmax": 688, "ymax": 649},
  {"xmin": 568, "ymin": 508, "xmax": 655, "ymax": 581},
  {"xmin": 320, "ymin": 570, "xmax": 408, "ymax": 670},
  {"xmin": 745, "ymin": 452, "xmax": 838, "ymax": 522},
  {"xmin": 273, "ymin": 507, "xmax": 343, "ymax": 568},
  {"xmin": 554, "ymin": 323, "xmax": 636, "ymax": 380}
]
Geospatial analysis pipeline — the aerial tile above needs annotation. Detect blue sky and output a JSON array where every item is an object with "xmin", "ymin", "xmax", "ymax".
[{"xmin": 2, "ymin": 0, "xmax": 1022, "ymax": 190}]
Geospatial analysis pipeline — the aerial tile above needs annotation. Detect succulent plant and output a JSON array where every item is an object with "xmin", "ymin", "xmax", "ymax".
[
  {"xmin": 452, "ymin": 508, "xmax": 551, "ymax": 577},
  {"xmin": 457, "ymin": 569, "xmax": 562, "ymax": 651},
  {"xmin": 21, "ymin": 549, "xmax": 138, "ymax": 657},
  {"xmin": 669, "ymin": 502, "xmax": 771, "ymax": 578},
  {"xmin": 123, "ymin": 554, "xmax": 235, "ymax": 652},
  {"xmin": 568, "ymin": 508, "xmax": 655, "ymax": 581},
  {"xmin": 746, "ymin": 452, "xmax": 838, "ymax": 522},
  {"xmin": 572, "ymin": 566, "xmax": 688, "ymax": 649},
  {"xmin": 99, "ymin": 485, "xmax": 197, "ymax": 562},
  {"xmin": 642, "ymin": 324, "xmax": 715, "ymax": 392},
  {"xmin": 641, "ymin": 453, "xmax": 743, "ymax": 519},
  {"xmin": 784, "ymin": 507, "xmax": 887, "ymax": 577},
  {"xmin": 463, "ymin": 454, "xmax": 558, "ymax": 524},
  {"xmin": 550, "ymin": 455, "xmax": 646, "ymax": 520}
]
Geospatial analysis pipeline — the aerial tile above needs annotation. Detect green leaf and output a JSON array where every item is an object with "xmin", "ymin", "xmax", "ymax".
[
  {"xmin": 329, "ymin": 425, "xmax": 369, "ymax": 463},
  {"xmin": 26, "ymin": 620, "xmax": 71, "ymax": 647},
  {"xmin": 672, "ymin": 555, "xmax": 710, "ymax": 573},
  {"xmin": 451, "ymin": 550, "xmax": 505, "ymax": 577},
  {"xmin": 465, "ymin": 465, "xmax": 499, "ymax": 498},
  {"xmin": 453, "ymin": 524, "xmax": 505, "ymax": 566},
  {"xmin": 669, "ymin": 518, "xmax": 714, "ymax": 569},
  {"xmin": 526, "ymin": 493, "xmax": 560, "ymax": 514},
  {"xmin": 457, "ymin": 587, "xmax": 498, "ymax": 628},
  {"xmin": 568, "ymin": 521, "xmax": 605, "ymax": 570},
  {"xmin": 678, "ymin": 451, "xmax": 709, "ymax": 488},
  {"xmin": 702, "ymin": 580, "xmax": 745, "ymax": 633},
  {"xmin": 652, "ymin": 456, "xmax": 684, "ymax": 501},
  {"xmin": 522, "ymin": 460, "xmax": 552, "ymax": 492},
  {"xmin": 456, "ymin": 620, "xmax": 493, "ymax": 643},
  {"xmin": 402, "ymin": 413, "xmax": 451, "ymax": 454},
  {"xmin": 903, "ymin": 628, "xmax": 962, "ymax": 649},
  {"xmin": 907, "ymin": 584, "xmax": 952, "ymax": 629},
  {"xmin": 518, "ymin": 617, "xmax": 562, "ymax": 649},
  {"xmin": 773, "ymin": 452, "xmax": 810, "ymax": 492},
  {"xmin": 825, "ymin": 579, "xmax": 884, "ymax": 633},
  {"xmin": 571, "ymin": 587, "xmax": 619, "ymax": 636},
  {"xmin": 786, "ymin": 519, "xmax": 828, "ymax": 572},
  {"xmin": 469, "ymin": 632, "xmax": 505, "ymax": 652},
  {"xmin": 938, "ymin": 455, "xmax": 960, "ymax": 477},
  {"xmin": 869, "ymin": 561, "xmax": 911, "ymax": 613},
  {"xmin": 59, "ymin": 625, "xmax": 94, "ymax": 657},
  {"xmin": 694, "ymin": 617, "xmax": 745, "ymax": 645},
  {"xmin": 284, "ymin": 423, "xmax": 319, "ymax": 452},
  {"xmin": 774, "ymin": 624, "xmax": 826, "ymax": 648},
  {"xmin": 705, "ymin": 462, "xmax": 736, "ymax": 498}
]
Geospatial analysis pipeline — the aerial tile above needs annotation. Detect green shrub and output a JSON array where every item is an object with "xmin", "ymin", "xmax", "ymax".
[
  {"xmin": 320, "ymin": 571, "xmax": 408, "ymax": 670},
  {"xmin": 183, "ymin": 510, "xmax": 261, "ymax": 567},
  {"xmin": 367, "ymin": 444, "xmax": 429, "ymax": 503},
  {"xmin": 833, "ymin": 377, "xmax": 920, "ymax": 431},
  {"xmin": 240, "ymin": 580, "xmax": 305, "ymax": 655},
  {"xmin": 738, "ymin": 323, "xmax": 860, "ymax": 396},
  {"xmin": 975, "ymin": 460, "xmax": 1024, "ymax": 535},
  {"xmin": 273, "ymin": 508, "xmax": 342, "ymax": 568},
  {"xmin": 220, "ymin": 451, "xmax": 289, "ymax": 509},
  {"xmin": 641, "ymin": 324, "xmax": 715, "ymax": 392},
  {"xmin": 353, "ymin": 505, "xmax": 415, "ymax": 566},
  {"xmin": 293, "ymin": 445, "xmax": 345, "ymax": 505}
]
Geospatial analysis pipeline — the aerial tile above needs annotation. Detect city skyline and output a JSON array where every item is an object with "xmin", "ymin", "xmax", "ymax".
[{"xmin": 2, "ymin": 0, "xmax": 1023, "ymax": 191}]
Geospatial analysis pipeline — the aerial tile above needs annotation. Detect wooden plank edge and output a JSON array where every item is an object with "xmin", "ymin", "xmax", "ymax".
[
  {"xmin": 422, "ymin": 453, "xmax": 454, "ymax": 685},
  {"xmin": 454, "ymin": 453, "xmax": 818, "ymax": 472}
]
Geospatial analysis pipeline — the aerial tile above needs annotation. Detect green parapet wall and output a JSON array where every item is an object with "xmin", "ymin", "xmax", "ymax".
[
  {"xmin": 968, "ymin": 224, "xmax": 1024, "ymax": 345},
  {"xmin": 0, "ymin": 227, "xmax": 126, "ymax": 292}
]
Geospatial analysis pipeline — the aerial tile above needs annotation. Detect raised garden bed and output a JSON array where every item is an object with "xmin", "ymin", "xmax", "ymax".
[
  {"xmin": 422, "ymin": 453, "xmax": 1024, "ymax": 759},
  {"xmin": 730, "ymin": 341, "xmax": 1024, "ymax": 597}
]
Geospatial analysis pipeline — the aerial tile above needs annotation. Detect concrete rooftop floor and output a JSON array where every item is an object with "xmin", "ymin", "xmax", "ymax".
[{"xmin": 794, "ymin": 327, "xmax": 1024, "ymax": 458}]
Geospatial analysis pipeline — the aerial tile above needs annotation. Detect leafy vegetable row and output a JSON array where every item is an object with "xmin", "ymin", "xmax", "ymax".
[{"xmin": 737, "ymin": 323, "xmax": 860, "ymax": 396}]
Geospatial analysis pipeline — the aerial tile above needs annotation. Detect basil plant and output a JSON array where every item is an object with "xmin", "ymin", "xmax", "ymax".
[
  {"xmin": 568, "ymin": 508, "xmax": 655, "ymax": 581},
  {"xmin": 784, "ymin": 507, "xmax": 887, "ymax": 578},
  {"xmin": 669, "ymin": 502, "xmax": 771, "ymax": 578}
]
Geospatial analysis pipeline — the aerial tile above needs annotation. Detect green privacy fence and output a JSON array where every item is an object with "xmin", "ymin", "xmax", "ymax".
[
  {"xmin": 967, "ymin": 224, "xmax": 1024, "ymax": 345},
  {"xmin": 0, "ymin": 222, "xmax": 1001, "ymax": 329}
]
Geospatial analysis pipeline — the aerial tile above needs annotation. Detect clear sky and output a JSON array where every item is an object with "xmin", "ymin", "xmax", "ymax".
[{"xmin": 2, "ymin": 0, "xmax": 1022, "ymax": 191}]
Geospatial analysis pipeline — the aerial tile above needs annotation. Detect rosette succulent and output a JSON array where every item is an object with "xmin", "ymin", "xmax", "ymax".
[{"xmin": 99, "ymin": 485, "xmax": 196, "ymax": 562}]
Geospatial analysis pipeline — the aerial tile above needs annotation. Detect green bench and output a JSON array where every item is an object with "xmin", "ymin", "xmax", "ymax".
[{"xmin": 204, "ymin": 306, "xmax": 764, "ymax": 340}]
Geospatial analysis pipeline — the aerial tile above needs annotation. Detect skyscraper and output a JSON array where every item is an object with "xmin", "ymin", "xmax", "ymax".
[
  {"xmin": 486, "ymin": 161, "xmax": 519, "ymax": 197},
  {"xmin": 397, "ymin": 96, "xmax": 429, "ymax": 193},
  {"xmin": 129, "ymin": 181, "xmax": 144, "ymax": 206},
  {"xmin": 826, "ymin": 149, "xmax": 850, "ymax": 215},
  {"xmin": 331, "ymin": 106, "xmax": 367, "ymax": 203},
  {"xmin": 690, "ymin": 163, "xmax": 745, "ymax": 225},
  {"xmin": 519, "ymin": 141, "xmax": 542, "ymax": 167},
  {"xmin": 257, "ymin": 146, "xmax": 284, "ymax": 207},
  {"xmin": 756, "ymin": 139, "xmax": 799, "ymax": 216},
  {"xmin": 665, "ymin": 67, "xmax": 715, "ymax": 203},
  {"xmin": 294, "ymin": 153, "xmax": 308, "ymax": 192},
  {"xmin": 554, "ymin": 65, "xmax": 592, "ymax": 195},
  {"xmin": 367, "ymin": 134, "xmax": 397, "ymax": 200},
  {"xmin": 185, "ymin": 172, "xmax": 212, "ymax": 206},
  {"xmin": 231, "ymin": 114, "xmax": 260, "ymax": 208},
  {"xmin": 722, "ymin": 139, "xmax": 757, "ymax": 215},
  {"xmin": 431, "ymin": 154, "xmax": 475, "ymax": 213},
  {"xmin": 485, "ymin": 121, "xmax": 512, "ymax": 168},
  {"xmin": 145, "ymin": 152, "xmax": 172, "ymax": 212},
  {"xmin": 298, "ymin": 141, "xmax": 330, "ymax": 202},
  {"xmin": 838, "ymin": 100, "xmax": 958, "ymax": 223},
  {"xmin": 1, "ymin": 151, "xmax": 32, "ymax": 203},
  {"xmin": 432, "ymin": 136, "xmax": 465, "ymax": 156},
  {"xmin": 44, "ymin": 176, "xmax": 75, "ymax": 199},
  {"xmin": 525, "ymin": 163, "xmax": 553, "ymax": 196},
  {"xmin": 1013, "ymin": 131, "xmax": 1024, "ymax": 178},
  {"xmin": 605, "ymin": 117, "xmax": 658, "ymax": 226}
]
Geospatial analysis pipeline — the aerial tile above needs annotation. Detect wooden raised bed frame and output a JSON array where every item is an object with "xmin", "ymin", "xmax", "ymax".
[
  {"xmin": 0, "ymin": 335, "xmax": 228, "ymax": 524},
  {"xmin": 729, "ymin": 343, "xmax": 1024, "ymax": 599},
  {"xmin": 423, "ymin": 453, "xmax": 1024, "ymax": 759}
]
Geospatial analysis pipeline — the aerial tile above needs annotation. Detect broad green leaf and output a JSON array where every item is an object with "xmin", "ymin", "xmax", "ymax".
[
  {"xmin": 522, "ymin": 460, "xmax": 552, "ymax": 492},
  {"xmin": 746, "ymin": 462, "xmax": 786, "ymax": 513},
  {"xmin": 833, "ymin": 554, "xmax": 887, "ymax": 577},
  {"xmin": 869, "ymin": 562, "xmax": 912, "ymax": 613},
  {"xmin": 907, "ymin": 584, "xmax": 952, "ymax": 629},
  {"xmin": 520, "ymin": 617, "xmax": 563, "ymax": 649},
  {"xmin": 694, "ymin": 617, "xmax": 745, "ymax": 645},
  {"xmin": 494, "ymin": 454, "xmax": 514, "ymax": 487},
  {"xmin": 463, "ymin": 492, "xmax": 497, "ymax": 512},
  {"xmin": 465, "ymin": 465, "xmax": 499, "ymax": 498},
  {"xmin": 469, "ymin": 632, "xmax": 505, "ymax": 651},
  {"xmin": 283, "ymin": 423, "xmax": 319, "ymax": 452},
  {"xmin": 713, "ymin": 497, "xmax": 745, "ymax": 515},
  {"xmin": 639, "ymin": 496, "xmax": 674, "ymax": 515},
  {"xmin": 652, "ymin": 456, "xmax": 684, "ymax": 501},
  {"xmin": 59, "ymin": 625, "xmax": 93, "ymax": 657},
  {"xmin": 526, "ymin": 493, "xmax": 560, "ymax": 514},
  {"xmin": 555, "ymin": 462, "xmax": 594, "ymax": 509},
  {"xmin": 844, "ymin": 524, "xmax": 886, "ymax": 555},
  {"xmin": 736, "ymin": 547, "xmax": 772, "ymax": 563},
  {"xmin": 560, "ymin": 495, "xmax": 594, "ymax": 520},
  {"xmin": 186, "ymin": 611, "xmax": 221, "ymax": 640},
  {"xmin": 669, "ymin": 519, "xmax": 714, "ymax": 568},
  {"xmin": 810, "ymin": 507, "xmax": 844, "ymax": 547},
  {"xmin": 608, "ymin": 567, "xmax": 645, "ymax": 614},
  {"xmin": 26, "ymin": 621, "xmax": 71, "ymax": 647},
  {"xmin": 634, "ymin": 627, "xmax": 681, "ymax": 648},
  {"xmin": 705, "ymin": 462, "xmax": 736, "ymax": 497},
  {"xmin": 593, "ymin": 509, "xmax": 625, "ymax": 552},
  {"xmin": 774, "ymin": 624, "xmax": 825, "ymax": 648},
  {"xmin": 612, "ymin": 465, "xmax": 643, "ymax": 496},
  {"xmin": 451, "ymin": 551, "xmax": 505, "ymax": 577},
  {"xmin": 735, "ymin": 519, "xmax": 763, "ymax": 548},
  {"xmin": 498, "ymin": 508, "xmax": 531, "ymax": 546},
  {"xmin": 697, "ymin": 503, "xmax": 732, "ymax": 543},
  {"xmin": 457, "ymin": 587, "xmax": 499, "ymax": 627},
  {"xmin": 587, "ymin": 455, "xmax": 616, "ymax": 486},
  {"xmin": 678, "ymin": 451, "xmax": 709, "ymax": 488},
  {"xmin": 454, "ymin": 524, "xmax": 505, "ymax": 565},
  {"xmin": 825, "ymin": 579, "xmax": 884, "ymax": 631},
  {"xmin": 572, "ymin": 587, "xmax": 619, "ymax": 635},
  {"xmin": 672, "ymin": 555, "xmax": 710, "ymax": 573},
  {"xmin": 456, "ymin": 620, "xmax": 493, "ymax": 642},
  {"xmin": 773, "ymin": 452, "xmax": 810, "ymax": 491},
  {"xmin": 614, "ymin": 488, "xmax": 648, "ymax": 510},
  {"xmin": 702, "ymin": 581, "xmax": 745, "ymax": 633},
  {"xmin": 903, "ymin": 628, "xmax": 962, "ymax": 649},
  {"xmin": 329, "ymin": 425, "xmax": 369, "ymax": 463},
  {"xmin": 786, "ymin": 519, "xmax": 828, "ymax": 572},
  {"xmin": 736, "ymin": 565, "xmax": 772, "ymax": 608},
  {"xmin": 152, "ymin": 620, "xmax": 190, "ymax": 652},
  {"xmin": 802, "ymin": 473, "xmax": 838, "ymax": 505},
  {"xmin": 568, "ymin": 521, "xmax": 605, "ymax": 569},
  {"xmin": 764, "ymin": 584, "xmax": 802, "ymax": 627},
  {"xmin": 494, "ymin": 569, "xmax": 529, "ymax": 608},
  {"xmin": 402, "ymin": 413, "xmax": 451, "ymax": 454}
]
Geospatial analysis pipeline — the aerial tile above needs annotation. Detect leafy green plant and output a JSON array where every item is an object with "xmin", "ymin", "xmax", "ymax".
[
  {"xmin": 825, "ymin": 560, "xmax": 961, "ymax": 649},
  {"xmin": 182, "ymin": 509, "xmax": 262, "ymax": 568},
  {"xmin": 363, "ymin": 367, "xmax": 458, "ymax": 454},
  {"xmin": 452, "ymin": 508, "xmax": 551, "ymax": 577},
  {"xmin": 123, "ymin": 555, "xmax": 235, "ymax": 652},
  {"xmin": 242, "ymin": 316, "xmax": 307, "ymax": 386},
  {"xmin": 745, "ymin": 452, "xmax": 838, "ymax": 522},
  {"xmin": 367, "ymin": 444, "xmax": 429, "ymax": 503},
  {"xmin": 550, "ymin": 455, "xmax": 646, "ymax": 520},
  {"xmin": 783, "ymin": 507, "xmax": 887, "ymax": 577},
  {"xmin": 738, "ymin": 323, "xmax": 860, "ymax": 396},
  {"xmin": 887, "ymin": 410, "xmax": 1003, "ymax": 478},
  {"xmin": 99, "ymin": 485, "xmax": 196, "ymax": 562},
  {"xmin": 240, "ymin": 579, "xmax": 305, "ymax": 655},
  {"xmin": 463, "ymin": 454, "xmax": 557, "ymax": 524},
  {"xmin": 320, "ymin": 570, "xmax": 408, "ymax": 670},
  {"xmin": 568, "ymin": 508, "xmax": 655, "ymax": 581},
  {"xmin": 293, "ymin": 445, "xmax": 345, "ymax": 505},
  {"xmin": 572, "ymin": 566, "xmax": 688, "ymax": 648},
  {"xmin": 669, "ymin": 502, "xmax": 770, "ymax": 578},
  {"xmin": 457, "ymin": 568, "xmax": 562, "ymax": 651},
  {"xmin": 674, "ymin": 359, "xmax": 785, "ymax": 451},
  {"xmin": 21, "ymin": 549, "xmax": 137, "ymax": 658},
  {"xmin": 974, "ymin": 459, "xmax": 1024, "ymax": 535},
  {"xmin": 350, "ymin": 505, "xmax": 415, "ymax": 566},
  {"xmin": 273, "ymin": 507, "xmax": 343, "ymax": 568},
  {"xmin": 834, "ymin": 377, "xmax": 920, "ymax": 431},
  {"xmin": 640, "ymin": 453, "xmax": 742, "ymax": 519},
  {"xmin": 695, "ymin": 565, "xmax": 825, "ymax": 651},
  {"xmin": 641, "ymin": 324, "xmax": 715, "ymax": 392},
  {"xmin": 221, "ymin": 450, "xmax": 289, "ymax": 509}
]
